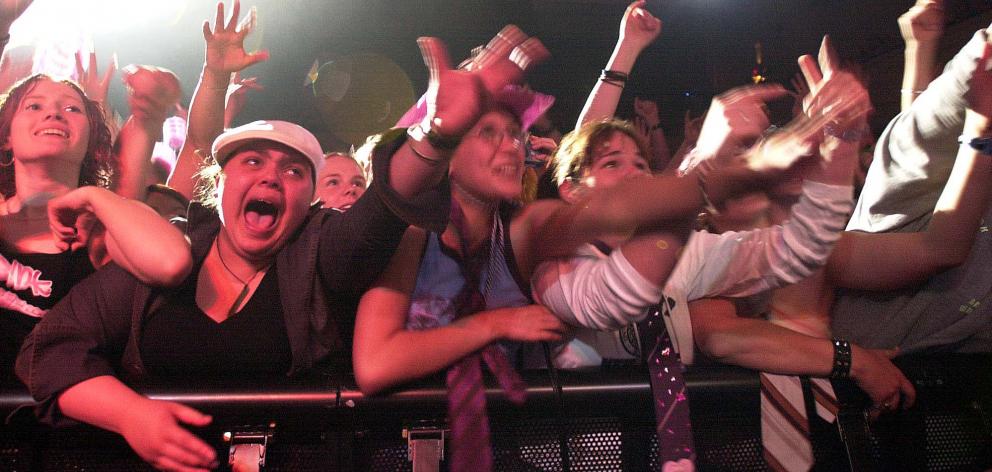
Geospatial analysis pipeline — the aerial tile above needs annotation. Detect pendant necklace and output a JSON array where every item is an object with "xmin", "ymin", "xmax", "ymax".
[{"xmin": 215, "ymin": 243, "xmax": 265, "ymax": 317}]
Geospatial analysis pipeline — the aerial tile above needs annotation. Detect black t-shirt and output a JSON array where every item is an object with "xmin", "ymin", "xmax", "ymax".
[
  {"xmin": 140, "ymin": 265, "xmax": 292, "ymax": 378},
  {"xmin": 0, "ymin": 248, "xmax": 94, "ymax": 384}
]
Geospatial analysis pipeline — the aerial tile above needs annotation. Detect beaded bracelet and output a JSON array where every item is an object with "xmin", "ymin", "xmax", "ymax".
[{"xmin": 830, "ymin": 338, "xmax": 852, "ymax": 379}]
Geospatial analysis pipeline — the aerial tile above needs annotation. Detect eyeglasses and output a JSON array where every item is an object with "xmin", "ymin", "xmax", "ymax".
[{"xmin": 469, "ymin": 125, "xmax": 524, "ymax": 149}]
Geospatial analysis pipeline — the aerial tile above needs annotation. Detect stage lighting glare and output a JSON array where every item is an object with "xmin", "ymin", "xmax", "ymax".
[{"xmin": 9, "ymin": 0, "xmax": 187, "ymax": 45}]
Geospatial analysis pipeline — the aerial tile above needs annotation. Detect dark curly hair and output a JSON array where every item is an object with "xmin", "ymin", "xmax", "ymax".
[
  {"xmin": 0, "ymin": 74, "xmax": 114, "ymax": 199},
  {"xmin": 551, "ymin": 118, "xmax": 650, "ymax": 186}
]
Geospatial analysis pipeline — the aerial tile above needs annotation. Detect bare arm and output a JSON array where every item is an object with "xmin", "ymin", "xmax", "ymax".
[
  {"xmin": 59, "ymin": 376, "xmax": 217, "ymax": 471},
  {"xmin": 170, "ymin": 0, "xmax": 267, "ymax": 200},
  {"xmin": 576, "ymin": 1, "xmax": 661, "ymax": 127},
  {"xmin": 353, "ymin": 228, "xmax": 565, "ymax": 394},
  {"xmin": 899, "ymin": 0, "xmax": 945, "ymax": 111},
  {"xmin": 689, "ymin": 298, "xmax": 915, "ymax": 410},
  {"xmin": 113, "ymin": 66, "xmax": 182, "ymax": 200},
  {"xmin": 48, "ymin": 186, "xmax": 192, "ymax": 286},
  {"xmin": 829, "ymin": 49, "xmax": 992, "ymax": 290}
]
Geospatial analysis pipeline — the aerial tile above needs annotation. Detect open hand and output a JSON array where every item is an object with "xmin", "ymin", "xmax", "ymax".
[
  {"xmin": 119, "ymin": 398, "xmax": 217, "ymax": 471},
  {"xmin": 74, "ymin": 51, "xmax": 117, "ymax": 106},
  {"xmin": 684, "ymin": 83, "xmax": 788, "ymax": 170},
  {"xmin": 224, "ymin": 71, "xmax": 263, "ymax": 127},
  {"xmin": 417, "ymin": 28, "xmax": 548, "ymax": 138},
  {"xmin": 203, "ymin": 0, "xmax": 268, "ymax": 77}
]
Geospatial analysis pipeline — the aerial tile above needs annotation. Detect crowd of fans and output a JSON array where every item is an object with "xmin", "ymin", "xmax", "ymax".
[{"xmin": 0, "ymin": 0, "xmax": 989, "ymax": 470}]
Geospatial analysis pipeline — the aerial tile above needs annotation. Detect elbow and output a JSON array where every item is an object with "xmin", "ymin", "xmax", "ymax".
[
  {"xmin": 353, "ymin": 365, "xmax": 391, "ymax": 397},
  {"xmin": 694, "ymin": 330, "xmax": 738, "ymax": 363},
  {"xmin": 154, "ymin": 251, "xmax": 194, "ymax": 287}
]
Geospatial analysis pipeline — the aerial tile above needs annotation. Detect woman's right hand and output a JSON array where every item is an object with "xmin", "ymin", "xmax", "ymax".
[
  {"xmin": 202, "ymin": 0, "xmax": 268, "ymax": 81},
  {"xmin": 485, "ymin": 305, "xmax": 568, "ymax": 343},
  {"xmin": 119, "ymin": 398, "xmax": 217, "ymax": 471},
  {"xmin": 416, "ymin": 30, "xmax": 548, "ymax": 139}
]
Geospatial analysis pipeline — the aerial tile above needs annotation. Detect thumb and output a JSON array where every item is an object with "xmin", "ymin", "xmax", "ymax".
[
  {"xmin": 878, "ymin": 347, "xmax": 901, "ymax": 359},
  {"xmin": 171, "ymin": 403, "xmax": 212, "ymax": 427},
  {"xmin": 417, "ymin": 37, "xmax": 453, "ymax": 83},
  {"xmin": 244, "ymin": 50, "xmax": 270, "ymax": 69}
]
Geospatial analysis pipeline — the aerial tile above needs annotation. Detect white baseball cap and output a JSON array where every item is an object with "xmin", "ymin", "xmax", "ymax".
[{"xmin": 212, "ymin": 120, "xmax": 324, "ymax": 175}]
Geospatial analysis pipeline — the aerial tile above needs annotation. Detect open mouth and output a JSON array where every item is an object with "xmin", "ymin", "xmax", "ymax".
[
  {"xmin": 36, "ymin": 128, "xmax": 69, "ymax": 138},
  {"xmin": 244, "ymin": 199, "xmax": 279, "ymax": 232},
  {"xmin": 493, "ymin": 164, "xmax": 520, "ymax": 178}
]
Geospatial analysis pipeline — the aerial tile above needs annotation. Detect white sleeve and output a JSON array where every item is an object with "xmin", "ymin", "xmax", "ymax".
[
  {"xmin": 684, "ymin": 180, "xmax": 854, "ymax": 301},
  {"xmin": 532, "ymin": 246, "xmax": 662, "ymax": 331}
]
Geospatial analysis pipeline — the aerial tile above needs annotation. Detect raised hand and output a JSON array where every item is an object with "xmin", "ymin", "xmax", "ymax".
[
  {"xmin": 684, "ymin": 83, "xmax": 788, "ymax": 170},
  {"xmin": 121, "ymin": 65, "xmax": 182, "ymax": 134},
  {"xmin": 787, "ymin": 72, "xmax": 810, "ymax": 119},
  {"xmin": 202, "ymin": 0, "xmax": 268, "ymax": 78},
  {"xmin": 224, "ymin": 71, "xmax": 263, "ymax": 127},
  {"xmin": 682, "ymin": 109, "xmax": 704, "ymax": 146},
  {"xmin": 797, "ymin": 36, "xmax": 873, "ymax": 134},
  {"xmin": 0, "ymin": 0, "xmax": 32, "ymax": 32},
  {"xmin": 74, "ymin": 51, "xmax": 117, "ymax": 106},
  {"xmin": 633, "ymin": 97, "xmax": 660, "ymax": 130},
  {"xmin": 416, "ymin": 30, "xmax": 548, "ymax": 139},
  {"xmin": 899, "ymin": 0, "xmax": 945, "ymax": 45},
  {"xmin": 119, "ymin": 398, "xmax": 217, "ymax": 472},
  {"xmin": 619, "ymin": 1, "xmax": 662, "ymax": 53},
  {"xmin": 966, "ymin": 43, "xmax": 992, "ymax": 121}
]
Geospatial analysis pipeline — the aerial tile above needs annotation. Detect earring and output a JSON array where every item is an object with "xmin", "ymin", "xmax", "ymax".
[{"xmin": 0, "ymin": 151, "xmax": 13, "ymax": 168}]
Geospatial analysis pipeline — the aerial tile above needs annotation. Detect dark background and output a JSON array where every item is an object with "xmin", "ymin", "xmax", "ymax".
[{"xmin": 80, "ymin": 0, "xmax": 992, "ymax": 151}]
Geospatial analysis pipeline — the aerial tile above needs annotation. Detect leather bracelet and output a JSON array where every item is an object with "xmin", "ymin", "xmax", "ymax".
[
  {"xmin": 829, "ymin": 338, "xmax": 852, "ymax": 379},
  {"xmin": 600, "ymin": 69, "xmax": 629, "ymax": 88},
  {"xmin": 406, "ymin": 126, "xmax": 447, "ymax": 164}
]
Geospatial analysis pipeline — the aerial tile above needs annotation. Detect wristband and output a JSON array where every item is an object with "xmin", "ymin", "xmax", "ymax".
[
  {"xmin": 958, "ymin": 135, "xmax": 992, "ymax": 155},
  {"xmin": 829, "ymin": 338, "xmax": 852, "ymax": 379},
  {"xmin": 406, "ymin": 125, "xmax": 447, "ymax": 164},
  {"xmin": 600, "ymin": 69, "xmax": 629, "ymax": 88}
]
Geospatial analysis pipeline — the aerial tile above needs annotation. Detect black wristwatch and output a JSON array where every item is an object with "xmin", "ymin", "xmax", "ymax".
[{"xmin": 959, "ymin": 135, "xmax": 992, "ymax": 155}]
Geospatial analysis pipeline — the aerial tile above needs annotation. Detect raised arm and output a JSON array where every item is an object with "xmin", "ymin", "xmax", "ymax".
[
  {"xmin": 0, "ymin": 0, "xmax": 31, "ymax": 55},
  {"xmin": 899, "ymin": 0, "xmax": 945, "ymax": 111},
  {"xmin": 576, "ymin": 1, "xmax": 661, "ymax": 127},
  {"xmin": 171, "ymin": 0, "xmax": 268, "ymax": 200},
  {"xmin": 633, "ymin": 97, "xmax": 671, "ymax": 170},
  {"xmin": 390, "ymin": 30, "xmax": 548, "ymax": 198},
  {"xmin": 47, "ymin": 186, "xmax": 192, "ymax": 286},
  {"xmin": 353, "ymin": 228, "xmax": 565, "ymax": 394},
  {"xmin": 113, "ymin": 65, "xmax": 182, "ymax": 200},
  {"xmin": 828, "ymin": 44, "xmax": 992, "ymax": 290}
]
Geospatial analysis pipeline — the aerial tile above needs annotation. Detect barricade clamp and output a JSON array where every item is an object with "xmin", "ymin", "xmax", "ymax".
[
  {"xmin": 224, "ymin": 422, "xmax": 275, "ymax": 472},
  {"xmin": 403, "ymin": 420, "xmax": 449, "ymax": 472}
]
